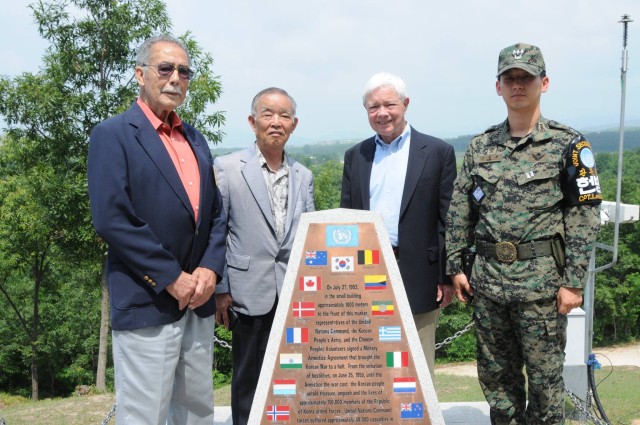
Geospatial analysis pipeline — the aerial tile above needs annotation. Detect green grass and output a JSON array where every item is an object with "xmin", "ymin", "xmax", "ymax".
[
  {"xmin": 214, "ymin": 384, "xmax": 231, "ymax": 407},
  {"xmin": 434, "ymin": 372, "xmax": 485, "ymax": 402},
  {"xmin": 0, "ymin": 387, "xmax": 231, "ymax": 425},
  {"xmin": 566, "ymin": 366, "xmax": 640, "ymax": 424},
  {"xmin": 1, "ymin": 367, "xmax": 638, "ymax": 424},
  {"xmin": 433, "ymin": 365, "xmax": 640, "ymax": 424}
]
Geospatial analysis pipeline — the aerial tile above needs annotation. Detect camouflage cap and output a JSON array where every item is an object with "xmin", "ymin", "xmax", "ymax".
[{"xmin": 497, "ymin": 43, "xmax": 546, "ymax": 77}]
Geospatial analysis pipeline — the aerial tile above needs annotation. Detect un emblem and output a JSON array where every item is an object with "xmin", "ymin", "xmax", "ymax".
[
  {"xmin": 332, "ymin": 228, "xmax": 353, "ymax": 245},
  {"xmin": 512, "ymin": 49, "xmax": 524, "ymax": 59}
]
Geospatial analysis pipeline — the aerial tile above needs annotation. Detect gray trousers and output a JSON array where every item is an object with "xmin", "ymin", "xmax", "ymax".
[{"xmin": 112, "ymin": 310, "xmax": 215, "ymax": 425}]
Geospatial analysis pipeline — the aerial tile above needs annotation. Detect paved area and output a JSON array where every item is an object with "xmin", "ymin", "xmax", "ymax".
[
  {"xmin": 441, "ymin": 402, "xmax": 491, "ymax": 424},
  {"xmin": 213, "ymin": 402, "xmax": 491, "ymax": 424}
]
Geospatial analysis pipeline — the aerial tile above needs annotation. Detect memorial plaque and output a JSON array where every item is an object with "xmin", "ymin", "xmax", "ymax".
[{"xmin": 249, "ymin": 209, "xmax": 444, "ymax": 424}]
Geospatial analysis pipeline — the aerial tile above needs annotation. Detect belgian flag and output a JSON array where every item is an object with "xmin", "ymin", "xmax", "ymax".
[{"xmin": 357, "ymin": 249, "xmax": 380, "ymax": 265}]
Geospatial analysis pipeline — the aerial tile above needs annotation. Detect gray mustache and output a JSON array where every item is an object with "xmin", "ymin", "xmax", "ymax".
[{"xmin": 162, "ymin": 88, "xmax": 182, "ymax": 95}]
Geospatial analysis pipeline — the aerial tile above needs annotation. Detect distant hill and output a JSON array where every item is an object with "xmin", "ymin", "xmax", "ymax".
[
  {"xmin": 442, "ymin": 128, "xmax": 640, "ymax": 153},
  {"xmin": 211, "ymin": 128, "xmax": 640, "ymax": 159},
  {"xmin": 212, "ymin": 140, "xmax": 359, "ymax": 162},
  {"xmin": 581, "ymin": 128, "xmax": 640, "ymax": 152}
]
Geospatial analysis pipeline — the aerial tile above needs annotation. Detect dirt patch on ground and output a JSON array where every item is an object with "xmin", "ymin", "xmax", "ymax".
[
  {"xmin": 592, "ymin": 342, "xmax": 640, "ymax": 368},
  {"xmin": 437, "ymin": 342, "xmax": 640, "ymax": 377},
  {"xmin": 436, "ymin": 361, "xmax": 478, "ymax": 377}
]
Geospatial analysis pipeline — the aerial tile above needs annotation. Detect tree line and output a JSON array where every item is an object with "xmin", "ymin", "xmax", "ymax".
[
  {"xmin": 0, "ymin": 0, "xmax": 638, "ymax": 401},
  {"xmin": 0, "ymin": 0, "xmax": 223, "ymax": 400}
]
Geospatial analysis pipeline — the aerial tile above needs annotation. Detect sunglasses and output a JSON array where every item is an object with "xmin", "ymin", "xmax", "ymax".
[{"xmin": 143, "ymin": 63, "xmax": 194, "ymax": 80}]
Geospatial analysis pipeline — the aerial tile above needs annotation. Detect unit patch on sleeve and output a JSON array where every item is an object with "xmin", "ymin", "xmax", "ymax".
[{"xmin": 562, "ymin": 135, "xmax": 602, "ymax": 206}]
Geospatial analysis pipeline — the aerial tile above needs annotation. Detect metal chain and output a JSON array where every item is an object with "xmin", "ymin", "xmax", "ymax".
[
  {"xmin": 213, "ymin": 334, "xmax": 232, "ymax": 350},
  {"xmin": 435, "ymin": 321, "xmax": 475, "ymax": 350},
  {"xmin": 564, "ymin": 386, "xmax": 609, "ymax": 425},
  {"xmin": 101, "ymin": 402, "xmax": 116, "ymax": 425}
]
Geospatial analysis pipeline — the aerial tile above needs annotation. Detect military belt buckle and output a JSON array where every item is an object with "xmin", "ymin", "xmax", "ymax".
[{"xmin": 495, "ymin": 242, "xmax": 517, "ymax": 263}]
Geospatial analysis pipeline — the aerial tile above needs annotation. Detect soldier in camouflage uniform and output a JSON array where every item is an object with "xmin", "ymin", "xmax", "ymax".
[{"xmin": 445, "ymin": 43, "xmax": 602, "ymax": 424}]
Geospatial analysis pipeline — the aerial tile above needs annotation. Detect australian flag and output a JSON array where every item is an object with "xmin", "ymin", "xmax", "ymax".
[{"xmin": 305, "ymin": 250, "xmax": 328, "ymax": 266}]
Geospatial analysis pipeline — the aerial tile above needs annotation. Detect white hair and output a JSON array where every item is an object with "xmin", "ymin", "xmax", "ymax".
[{"xmin": 362, "ymin": 72, "xmax": 408, "ymax": 105}]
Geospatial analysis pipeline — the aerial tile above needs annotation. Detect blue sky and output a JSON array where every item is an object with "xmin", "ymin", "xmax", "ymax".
[{"xmin": 3, "ymin": 0, "xmax": 639, "ymax": 147}]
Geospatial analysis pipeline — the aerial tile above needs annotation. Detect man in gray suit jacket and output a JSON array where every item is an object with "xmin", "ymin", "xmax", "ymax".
[{"xmin": 214, "ymin": 87, "xmax": 315, "ymax": 425}]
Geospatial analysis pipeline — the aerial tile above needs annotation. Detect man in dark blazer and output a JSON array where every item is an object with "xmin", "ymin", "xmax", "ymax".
[
  {"xmin": 88, "ymin": 35, "xmax": 226, "ymax": 424},
  {"xmin": 214, "ymin": 87, "xmax": 315, "ymax": 425},
  {"xmin": 341, "ymin": 72, "xmax": 456, "ymax": 379}
]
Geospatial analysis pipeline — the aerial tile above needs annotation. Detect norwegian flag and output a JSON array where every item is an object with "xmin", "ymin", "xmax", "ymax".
[
  {"xmin": 292, "ymin": 302, "xmax": 315, "ymax": 317},
  {"xmin": 299, "ymin": 276, "xmax": 321, "ymax": 291},
  {"xmin": 266, "ymin": 405, "xmax": 290, "ymax": 421}
]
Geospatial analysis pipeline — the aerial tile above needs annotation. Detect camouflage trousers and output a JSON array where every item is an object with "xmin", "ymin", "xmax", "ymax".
[{"xmin": 473, "ymin": 293, "xmax": 567, "ymax": 425}]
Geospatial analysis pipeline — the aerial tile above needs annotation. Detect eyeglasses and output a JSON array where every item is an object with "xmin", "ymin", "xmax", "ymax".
[{"xmin": 143, "ymin": 63, "xmax": 194, "ymax": 80}]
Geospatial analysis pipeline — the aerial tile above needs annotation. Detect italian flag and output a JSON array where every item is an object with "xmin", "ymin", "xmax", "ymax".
[{"xmin": 386, "ymin": 351, "xmax": 409, "ymax": 368}]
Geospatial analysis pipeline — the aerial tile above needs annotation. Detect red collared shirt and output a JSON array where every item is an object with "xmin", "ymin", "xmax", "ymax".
[{"xmin": 137, "ymin": 98, "xmax": 201, "ymax": 222}]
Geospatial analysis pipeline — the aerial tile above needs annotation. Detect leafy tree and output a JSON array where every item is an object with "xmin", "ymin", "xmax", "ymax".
[
  {"xmin": 213, "ymin": 325, "xmax": 233, "ymax": 388},
  {"xmin": 592, "ymin": 149, "xmax": 640, "ymax": 345},
  {"xmin": 311, "ymin": 160, "xmax": 343, "ymax": 211},
  {"xmin": 0, "ymin": 0, "xmax": 224, "ymax": 399},
  {"xmin": 436, "ymin": 302, "xmax": 475, "ymax": 362}
]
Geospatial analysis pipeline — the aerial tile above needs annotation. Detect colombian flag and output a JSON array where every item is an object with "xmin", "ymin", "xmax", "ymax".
[{"xmin": 364, "ymin": 275, "xmax": 387, "ymax": 290}]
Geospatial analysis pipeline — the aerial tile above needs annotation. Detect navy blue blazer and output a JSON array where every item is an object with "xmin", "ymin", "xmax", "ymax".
[
  {"xmin": 341, "ymin": 127, "xmax": 456, "ymax": 314},
  {"xmin": 88, "ymin": 102, "xmax": 226, "ymax": 331}
]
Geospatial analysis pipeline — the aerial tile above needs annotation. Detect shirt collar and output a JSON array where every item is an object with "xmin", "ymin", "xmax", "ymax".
[
  {"xmin": 499, "ymin": 115, "xmax": 554, "ymax": 147},
  {"xmin": 255, "ymin": 143, "xmax": 288, "ymax": 172},
  {"xmin": 136, "ymin": 98, "xmax": 183, "ymax": 133},
  {"xmin": 374, "ymin": 123, "xmax": 411, "ymax": 151}
]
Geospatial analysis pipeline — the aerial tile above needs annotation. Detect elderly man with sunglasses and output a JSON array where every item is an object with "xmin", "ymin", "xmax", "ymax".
[{"xmin": 88, "ymin": 34, "xmax": 226, "ymax": 424}]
